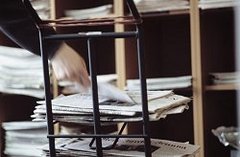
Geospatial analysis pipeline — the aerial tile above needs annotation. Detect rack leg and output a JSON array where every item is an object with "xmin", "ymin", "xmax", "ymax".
[
  {"xmin": 87, "ymin": 39, "xmax": 103, "ymax": 156},
  {"xmin": 136, "ymin": 25, "xmax": 152, "ymax": 157},
  {"xmin": 38, "ymin": 30, "xmax": 56, "ymax": 157}
]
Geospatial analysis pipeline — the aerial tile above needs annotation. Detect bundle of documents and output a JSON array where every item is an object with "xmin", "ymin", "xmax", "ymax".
[
  {"xmin": 199, "ymin": 0, "xmax": 237, "ymax": 10},
  {"xmin": 2, "ymin": 121, "xmax": 48, "ymax": 157},
  {"xmin": 64, "ymin": 4, "xmax": 113, "ymax": 20},
  {"xmin": 126, "ymin": 75, "xmax": 192, "ymax": 90},
  {"xmin": 0, "ymin": 46, "xmax": 46, "ymax": 98},
  {"xmin": 212, "ymin": 126, "xmax": 240, "ymax": 149},
  {"xmin": 32, "ymin": 83, "xmax": 191, "ymax": 124},
  {"xmin": 133, "ymin": 0, "xmax": 189, "ymax": 13},
  {"xmin": 30, "ymin": 0, "xmax": 50, "ymax": 19},
  {"xmin": 209, "ymin": 72, "xmax": 240, "ymax": 85},
  {"xmin": 41, "ymin": 137, "xmax": 200, "ymax": 157}
]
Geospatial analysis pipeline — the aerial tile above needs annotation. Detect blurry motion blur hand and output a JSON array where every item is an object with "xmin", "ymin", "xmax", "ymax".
[{"xmin": 51, "ymin": 43, "xmax": 90, "ymax": 89}]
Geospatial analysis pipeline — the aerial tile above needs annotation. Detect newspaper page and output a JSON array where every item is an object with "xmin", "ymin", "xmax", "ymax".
[
  {"xmin": 33, "ymin": 89, "xmax": 190, "ymax": 123},
  {"xmin": 51, "ymin": 94, "xmax": 189, "ymax": 113},
  {"xmin": 37, "ymin": 91, "xmax": 185, "ymax": 113},
  {"xmin": 42, "ymin": 137, "xmax": 199, "ymax": 157}
]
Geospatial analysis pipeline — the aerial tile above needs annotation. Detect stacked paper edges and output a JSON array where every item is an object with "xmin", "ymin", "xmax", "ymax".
[
  {"xmin": 2, "ymin": 121, "xmax": 48, "ymax": 157},
  {"xmin": 32, "ymin": 87, "xmax": 191, "ymax": 124},
  {"xmin": 41, "ymin": 137, "xmax": 200, "ymax": 157}
]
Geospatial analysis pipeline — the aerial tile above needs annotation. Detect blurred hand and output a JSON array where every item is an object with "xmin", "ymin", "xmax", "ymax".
[{"xmin": 51, "ymin": 43, "xmax": 90, "ymax": 89}]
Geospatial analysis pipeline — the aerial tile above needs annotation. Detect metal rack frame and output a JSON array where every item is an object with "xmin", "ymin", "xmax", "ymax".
[{"xmin": 24, "ymin": 0, "xmax": 152, "ymax": 156}]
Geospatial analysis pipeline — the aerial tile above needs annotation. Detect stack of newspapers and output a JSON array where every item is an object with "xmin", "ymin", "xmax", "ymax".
[
  {"xmin": 198, "ymin": 0, "xmax": 237, "ymax": 10},
  {"xmin": 0, "ymin": 46, "xmax": 46, "ymax": 98},
  {"xmin": 209, "ymin": 72, "xmax": 240, "ymax": 85},
  {"xmin": 126, "ymin": 75, "xmax": 192, "ymax": 91},
  {"xmin": 133, "ymin": 0, "xmax": 189, "ymax": 13},
  {"xmin": 32, "ymin": 83, "xmax": 191, "ymax": 124},
  {"xmin": 2, "ymin": 121, "xmax": 48, "ymax": 157},
  {"xmin": 64, "ymin": 4, "xmax": 113, "ymax": 20},
  {"xmin": 41, "ymin": 137, "xmax": 200, "ymax": 157}
]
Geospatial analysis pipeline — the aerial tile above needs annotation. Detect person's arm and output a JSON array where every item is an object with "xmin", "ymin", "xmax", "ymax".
[
  {"xmin": 0, "ymin": 0, "xmax": 90, "ymax": 88},
  {"xmin": 51, "ymin": 43, "xmax": 90, "ymax": 87}
]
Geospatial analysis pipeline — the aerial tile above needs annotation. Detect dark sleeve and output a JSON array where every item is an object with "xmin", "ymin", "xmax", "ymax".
[{"xmin": 0, "ymin": 0, "xmax": 62, "ymax": 59}]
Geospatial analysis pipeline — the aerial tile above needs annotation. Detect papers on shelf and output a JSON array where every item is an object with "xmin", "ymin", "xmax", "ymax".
[
  {"xmin": 209, "ymin": 72, "xmax": 240, "ymax": 85},
  {"xmin": 32, "ymin": 83, "xmax": 191, "ymax": 124},
  {"xmin": 0, "ymin": 46, "xmax": 46, "ymax": 98},
  {"xmin": 133, "ymin": 0, "xmax": 189, "ymax": 13},
  {"xmin": 133, "ymin": 0, "xmax": 238, "ymax": 13},
  {"xmin": 2, "ymin": 121, "xmax": 48, "ymax": 157},
  {"xmin": 126, "ymin": 75, "xmax": 192, "ymax": 90},
  {"xmin": 199, "ymin": 0, "xmax": 239, "ymax": 10},
  {"xmin": 41, "ymin": 137, "xmax": 200, "ymax": 157},
  {"xmin": 212, "ymin": 126, "xmax": 240, "ymax": 150},
  {"xmin": 64, "ymin": 4, "xmax": 113, "ymax": 20}
]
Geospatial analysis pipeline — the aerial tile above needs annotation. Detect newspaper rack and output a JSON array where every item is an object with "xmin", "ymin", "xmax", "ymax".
[{"xmin": 23, "ymin": 0, "xmax": 152, "ymax": 156}]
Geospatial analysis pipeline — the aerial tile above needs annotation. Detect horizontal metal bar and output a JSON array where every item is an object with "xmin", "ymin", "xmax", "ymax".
[
  {"xmin": 48, "ymin": 134, "xmax": 148, "ymax": 138},
  {"xmin": 43, "ymin": 31, "xmax": 138, "ymax": 40}
]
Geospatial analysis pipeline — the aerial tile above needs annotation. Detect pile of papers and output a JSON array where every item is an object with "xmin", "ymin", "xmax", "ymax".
[
  {"xmin": 64, "ymin": 4, "xmax": 113, "ymax": 20},
  {"xmin": 2, "ymin": 121, "xmax": 48, "ymax": 157},
  {"xmin": 133, "ymin": 0, "xmax": 238, "ymax": 13},
  {"xmin": 32, "ymin": 83, "xmax": 191, "ymax": 124},
  {"xmin": 212, "ymin": 126, "xmax": 239, "ymax": 149},
  {"xmin": 209, "ymin": 72, "xmax": 240, "ymax": 85},
  {"xmin": 30, "ymin": 0, "xmax": 50, "ymax": 20},
  {"xmin": 0, "ymin": 46, "xmax": 46, "ymax": 98},
  {"xmin": 199, "ymin": 0, "xmax": 238, "ymax": 10},
  {"xmin": 126, "ymin": 75, "xmax": 192, "ymax": 90},
  {"xmin": 41, "ymin": 137, "xmax": 200, "ymax": 157},
  {"xmin": 133, "ymin": 0, "xmax": 189, "ymax": 13}
]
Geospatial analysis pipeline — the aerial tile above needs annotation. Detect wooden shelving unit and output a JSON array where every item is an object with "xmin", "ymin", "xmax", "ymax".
[{"xmin": 203, "ymin": 9, "xmax": 236, "ymax": 157}]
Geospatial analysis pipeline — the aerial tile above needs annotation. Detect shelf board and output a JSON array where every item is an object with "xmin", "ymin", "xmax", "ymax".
[
  {"xmin": 205, "ymin": 83, "xmax": 240, "ymax": 91},
  {"xmin": 141, "ymin": 9, "xmax": 190, "ymax": 18}
]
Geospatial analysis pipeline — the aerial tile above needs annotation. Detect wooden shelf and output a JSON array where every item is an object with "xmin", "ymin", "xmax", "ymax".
[
  {"xmin": 140, "ymin": 9, "xmax": 189, "ymax": 18},
  {"xmin": 205, "ymin": 83, "xmax": 240, "ymax": 91}
]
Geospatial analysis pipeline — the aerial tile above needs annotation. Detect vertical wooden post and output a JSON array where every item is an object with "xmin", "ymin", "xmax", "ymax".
[
  {"xmin": 114, "ymin": 0, "xmax": 126, "ymax": 89},
  {"xmin": 49, "ymin": 0, "xmax": 56, "ymax": 19},
  {"xmin": 114, "ymin": 0, "xmax": 128, "ymax": 134},
  {"xmin": 49, "ymin": 0, "xmax": 58, "ymax": 98},
  {"xmin": 190, "ymin": 0, "xmax": 204, "ymax": 157}
]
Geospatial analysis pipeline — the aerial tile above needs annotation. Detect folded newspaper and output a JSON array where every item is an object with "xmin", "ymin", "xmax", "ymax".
[
  {"xmin": 41, "ymin": 137, "xmax": 200, "ymax": 157},
  {"xmin": 32, "ymin": 83, "xmax": 191, "ymax": 124},
  {"xmin": 212, "ymin": 126, "xmax": 240, "ymax": 149}
]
